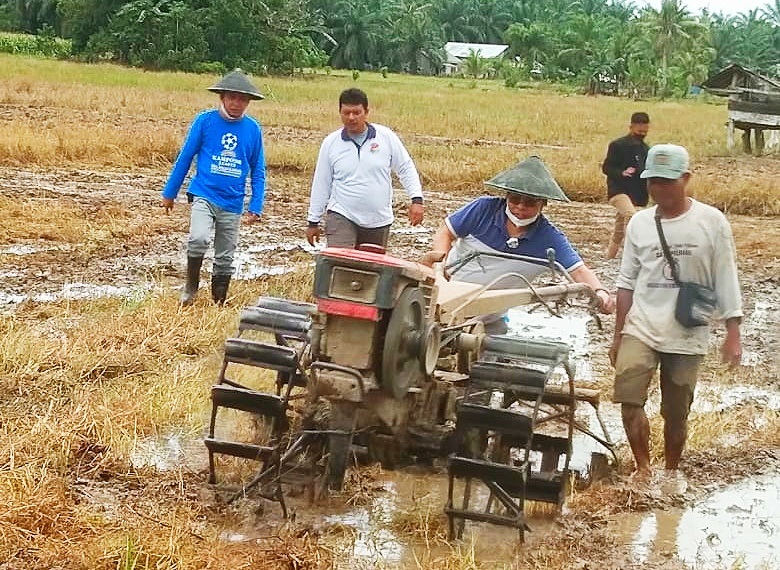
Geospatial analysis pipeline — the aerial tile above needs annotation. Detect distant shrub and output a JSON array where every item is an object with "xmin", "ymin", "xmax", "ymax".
[
  {"xmin": 0, "ymin": 30, "xmax": 71, "ymax": 58},
  {"xmin": 193, "ymin": 61, "xmax": 226, "ymax": 75},
  {"xmin": 502, "ymin": 66, "xmax": 526, "ymax": 88}
]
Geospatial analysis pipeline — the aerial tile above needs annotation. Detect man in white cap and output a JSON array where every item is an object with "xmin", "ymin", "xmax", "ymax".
[
  {"xmin": 161, "ymin": 69, "xmax": 266, "ymax": 306},
  {"xmin": 610, "ymin": 143, "xmax": 742, "ymax": 483}
]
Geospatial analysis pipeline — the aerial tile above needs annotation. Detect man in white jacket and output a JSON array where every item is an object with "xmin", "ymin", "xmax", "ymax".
[
  {"xmin": 610, "ymin": 143, "xmax": 743, "ymax": 482},
  {"xmin": 305, "ymin": 88, "xmax": 424, "ymax": 249}
]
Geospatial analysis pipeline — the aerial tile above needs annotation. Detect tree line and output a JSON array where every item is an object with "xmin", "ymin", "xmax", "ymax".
[{"xmin": 1, "ymin": 0, "xmax": 778, "ymax": 96}]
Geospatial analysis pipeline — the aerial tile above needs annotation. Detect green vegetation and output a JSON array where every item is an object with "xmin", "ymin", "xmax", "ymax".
[
  {"xmin": 0, "ymin": 0, "xmax": 778, "ymax": 95},
  {"xmin": 0, "ymin": 29, "xmax": 71, "ymax": 57}
]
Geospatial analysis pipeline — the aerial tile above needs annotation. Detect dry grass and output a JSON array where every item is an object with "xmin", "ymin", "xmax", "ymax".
[
  {"xmin": 0, "ymin": 268, "xmax": 320, "ymax": 568},
  {"xmin": 389, "ymin": 488, "xmax": 450, "ymax": 546},
  {"xmin": 1, "ymin": 54, "xmax": 777, "ymax": 215},
  {"xmin": 0, "ymin": 52, "xmax": 777, "ymax": 569},
  {"xmin": 0, "ymin": 195, "xmax": 90, "ymax": 242}
]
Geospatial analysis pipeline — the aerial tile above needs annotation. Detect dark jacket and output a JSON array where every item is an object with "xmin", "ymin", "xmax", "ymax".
[{"xmin": 602, "ymin": 134, "xmax": 649, "ymax": 206}]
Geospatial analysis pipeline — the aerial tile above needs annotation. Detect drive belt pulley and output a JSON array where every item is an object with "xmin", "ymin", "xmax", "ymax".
[{"xmin": 381, "ymin": 287, "xmax": 440, "ymax": 399}]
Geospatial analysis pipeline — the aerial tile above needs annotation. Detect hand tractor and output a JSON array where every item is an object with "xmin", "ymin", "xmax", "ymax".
[{"xmin": 203, "ymin": 242, "xmax": 615, "ymax": 539}]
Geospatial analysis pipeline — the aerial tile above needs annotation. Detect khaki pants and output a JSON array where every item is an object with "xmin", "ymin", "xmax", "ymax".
[
  {"xmin": 608, "ymin": 193, "xmax": 636, "ymax": 250},
  {"xmin": 613, "ymin": 335, "xmax": 702, "ymax": 430},
  {"xmin": 324, "ymin": 211, "xmax": 391, "ymax": 249}
]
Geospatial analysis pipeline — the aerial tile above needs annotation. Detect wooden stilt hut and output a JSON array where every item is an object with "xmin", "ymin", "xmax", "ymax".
[{"xmin": 701, "ymin": 64, "xmax": 780, "ymax": 154}]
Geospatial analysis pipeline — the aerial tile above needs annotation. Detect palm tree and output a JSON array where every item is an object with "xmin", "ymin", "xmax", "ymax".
[
  {"xmin": 732, "ymin": 9, "xmax": 778, "ymax": 74},
  {"xmin": 14, "ymin": 0, "xmax": 59, "ymax": 33},
  {"xmin": 639, "ymin": 0, "xmax": 706, "ymax": 95},
  {"xmin": 433, "ymin": 0, "xmax": 479, "ymax": 42},
  {"xmin": 761, "ymin": 0, "xmax": 780, "ymax": 26},
  {"xmin": 462, "ymin": 49, "xmax": 489, "ymax": 77},
  {"xmin": 470, "ymin": 0, "xmax": 512, "ymax": 44},
  {"xmin": 388, "ymin": 0, "xmax": 443, "ymax": 74},
  {"xmin": 503, "ymin": 21, "xmax": 554, "ymax": 67},
  {"xmin": 320, "ymin": 0, "xmax": 387, "ymax": 69},
  {"xmin": 706, "ymin": 13, "xmax": 742, "ymax": 71}
]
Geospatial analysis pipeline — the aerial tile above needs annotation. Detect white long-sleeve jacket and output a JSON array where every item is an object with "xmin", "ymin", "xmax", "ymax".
[{"xmin": 307, "ymin": 123, "xmax": 423, "ymax": 228}]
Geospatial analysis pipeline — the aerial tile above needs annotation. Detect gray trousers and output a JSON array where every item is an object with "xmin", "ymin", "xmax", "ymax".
[
  {"xmin": 325, "ymin": 211, "xmax": 391, "ymax": 249},
  {"xmin": 187, "ymin": 198, "xmax": 241, "ymax": 276}
]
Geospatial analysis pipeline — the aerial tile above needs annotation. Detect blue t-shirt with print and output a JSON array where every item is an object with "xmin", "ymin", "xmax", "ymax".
[{"xmin": 162, "ymin": 109, "xmax": 266, "ymax": 215}]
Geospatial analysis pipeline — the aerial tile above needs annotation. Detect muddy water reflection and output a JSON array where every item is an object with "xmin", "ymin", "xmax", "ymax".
[
  {"xmin": 507, "ymin": 307, "xmax": 619, "ymax": 474},
  {"xmin": 315, "ymin": 469, "xmax": 547, "ymax": 568},
  {"xmin": 614, "ymin": 472, "xmax": 779, "ymax": 569}
]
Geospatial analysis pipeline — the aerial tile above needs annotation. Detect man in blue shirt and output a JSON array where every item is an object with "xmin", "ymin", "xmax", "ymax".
[
  {"xmin": 161, "ymin": 69, "xmax": 266, "ymax": 306},
  {"xmin": 424, "ymin": 157, "xmax": 614, "ymax": 331}
]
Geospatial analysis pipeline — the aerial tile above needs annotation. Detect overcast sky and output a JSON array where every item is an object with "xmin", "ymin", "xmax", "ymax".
[{"xmin": 643, "ymin": 0, "xmax": 770, "ymax": 16}]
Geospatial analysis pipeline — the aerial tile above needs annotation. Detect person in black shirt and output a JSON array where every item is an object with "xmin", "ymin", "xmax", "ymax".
[{"xmin": 602, "ymin": 112, "xmax": 650, "ymax": 259}]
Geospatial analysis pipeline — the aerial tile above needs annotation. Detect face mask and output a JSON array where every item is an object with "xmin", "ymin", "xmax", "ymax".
[{"xmin": 506, "ymin": 205, "xmax": 539, "ymax": 228}]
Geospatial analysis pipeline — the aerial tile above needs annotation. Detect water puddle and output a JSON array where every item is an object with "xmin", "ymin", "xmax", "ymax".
[
  {"xmin": 129, "ymin": 432, "xmax": 206, "ymax": 472},
  {"xmin": 506, "ymin": 305, "xmax": 616, "ymax": 476},
  {"xmin": 231, "ymin": 239, "xmax": 314, "ymax": 280},
  {"xmin": 391, "ymin": 226, "xmax": 431, "ymax": 235},
  {"xmin": 614, "ymin": 472, "xmax": 779, "ymax": 569},
  {"xmin": 312, "ymin": 470, "xmax": 536, "ymax": 567},
  {"xmin": 727, "ymin": 297, "xmax": 777, "ymax": 367},
  {"xmin": 507, "ymin": 305, "xmax": 595, "ymax": 382},
  {"xmin": 391, "ymin": 225, "xmax": 432, "ymax": 245},
  {"xmin": 0, "ymin": 282, "xmax": 155, "ymax": 310},
  {"xmin": 323, "ymin": 489, "xmax": 404, "ymax": 562},
  {"xmin": 693, "ymin": 383, "xmax": 780, "ymax": 413},
  {"xmin": 0, "ymin": 243, "xmax": 64, "ymax": 255}
]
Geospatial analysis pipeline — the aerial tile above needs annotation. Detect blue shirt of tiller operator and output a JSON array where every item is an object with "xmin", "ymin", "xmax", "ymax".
[{"xmin": 446, "ymin": 196, "xmax": 582, "ymax": 286}]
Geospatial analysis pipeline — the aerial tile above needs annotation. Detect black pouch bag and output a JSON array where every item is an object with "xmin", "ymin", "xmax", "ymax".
[
  {"xmin": 655, "ymin": 215, "xmax": 716, "ymax": 328},
  {"xmin": 674, "ymin": 281, "xmax": 717, "ymax": 327}
]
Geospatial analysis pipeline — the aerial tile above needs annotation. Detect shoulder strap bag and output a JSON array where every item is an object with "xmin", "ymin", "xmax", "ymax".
[{"xmin": 654, "ymin": 214, "xmax": 716, "ymax": 328}]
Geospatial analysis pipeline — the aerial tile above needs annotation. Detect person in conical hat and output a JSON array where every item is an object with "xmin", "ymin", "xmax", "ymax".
[
  {"xmin": 160, "ymin": 69, "xmax": 266, "ymax": 307},
  {"xmin": 422, "ymin": 156, "xmax": 614, "ymax": 332}
]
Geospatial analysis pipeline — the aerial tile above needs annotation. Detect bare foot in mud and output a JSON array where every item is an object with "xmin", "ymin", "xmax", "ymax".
[
  {"xmin": 659, "ymin": 469, "xmax": 688, "ymax": 496},
  {"xmin": 630, "ymin": 468, "xmax": 653, "ymax": 485}
]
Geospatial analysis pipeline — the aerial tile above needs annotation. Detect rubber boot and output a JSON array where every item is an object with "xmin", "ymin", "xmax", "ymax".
[
  {"xmin": 211, "ymin": 274, "xmax": 231, "ymax": 305},
  {"xmin": 180, "ymin": 256, "xmax": 203, "ymax": 306}
]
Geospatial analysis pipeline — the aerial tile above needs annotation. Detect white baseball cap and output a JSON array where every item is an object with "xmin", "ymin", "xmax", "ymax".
[{"xmin": 641, "ymin": 144, "xmax": 690, "ymax": 179}]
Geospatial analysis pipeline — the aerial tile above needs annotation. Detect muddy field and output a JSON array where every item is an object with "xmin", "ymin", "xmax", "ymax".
[{"xmin": 1, "ymin": 158, "xmax": 779, "ymax": 569}]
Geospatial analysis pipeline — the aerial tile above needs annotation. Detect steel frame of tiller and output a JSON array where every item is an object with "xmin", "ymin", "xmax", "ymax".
[{"xmin": 203, "ymin": 249, "xmax": 617, "ymax": 534}]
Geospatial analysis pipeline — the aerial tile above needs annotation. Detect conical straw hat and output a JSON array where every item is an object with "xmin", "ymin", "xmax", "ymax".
[
  {"xmin": 485, "ymin": 156, "xmax": 569, "ymax": 202},
  {"xmin": 207, "ymin": 68, "xmax": 264, "ymax": 100}
]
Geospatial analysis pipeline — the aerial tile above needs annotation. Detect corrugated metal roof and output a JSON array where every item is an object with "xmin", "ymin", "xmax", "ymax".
[
  {"xmin": 702, "ymin": 64, "xmax": 780, "ymax": 94},
  {"xmin": 444, "ymin": 42, "xmax": 509, "ymax": 60}
]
